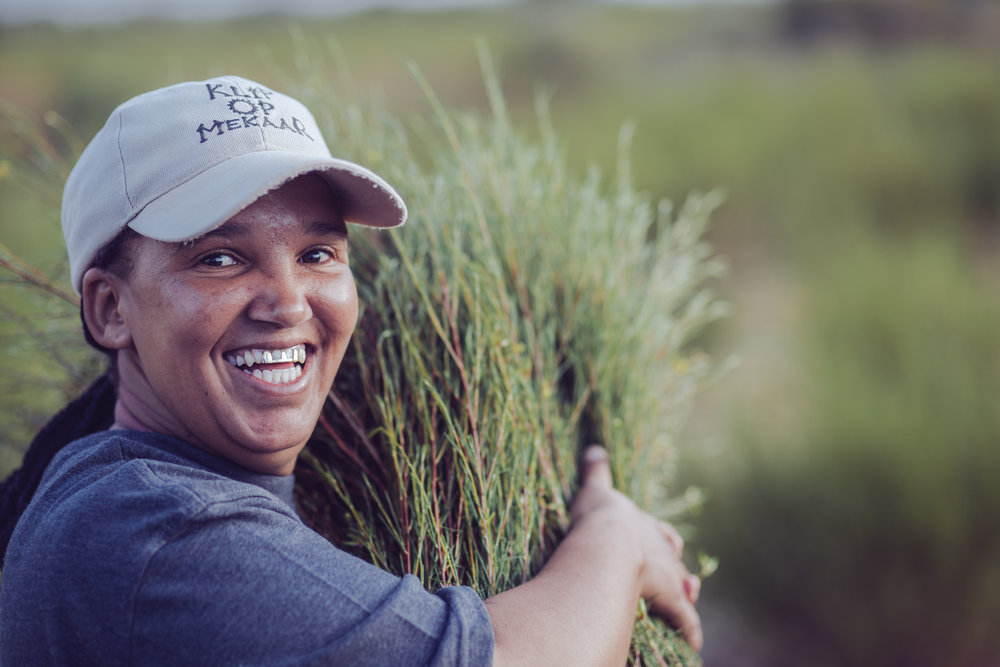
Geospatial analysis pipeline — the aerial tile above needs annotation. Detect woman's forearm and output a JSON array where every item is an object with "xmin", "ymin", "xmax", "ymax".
[{"xmin": 484, "ymin": 508, "xmax": 644, "ymax": 666}]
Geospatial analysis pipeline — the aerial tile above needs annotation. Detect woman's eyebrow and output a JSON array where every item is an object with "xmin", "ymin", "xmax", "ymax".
[
  {"xmin": 192, "ymin": 219, "xmax": 347, "ymax": 242},
  {"xmin": 199, "ymin": 220, "xmax": 255, "ymax": 240},
  {"xmin": 308, "ymin": 220, "xmax": 349, "ymax": 239}
]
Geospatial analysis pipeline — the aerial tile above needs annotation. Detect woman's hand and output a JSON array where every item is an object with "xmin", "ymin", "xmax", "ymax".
[
  {"xmin": 571, "ymin": 445, "xmax": 703, "ymax": 652},
  {"xmin": 485, "ymin": 445, "xmax": 703, "ymax": 665}
]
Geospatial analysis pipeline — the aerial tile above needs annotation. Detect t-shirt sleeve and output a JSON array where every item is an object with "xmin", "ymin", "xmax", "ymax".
[{"xmin": 130, "ymin": 497, "xmax": 494, "ymax": 666}]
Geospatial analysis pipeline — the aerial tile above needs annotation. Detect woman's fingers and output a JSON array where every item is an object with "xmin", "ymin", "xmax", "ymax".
[
  {"xmin": 684, "ymin": 573, "xmax": 701, "ymax": 605},
  {"xmin": 646, "ymin": 560, "xmax": 703, "ymax": 652},
  {"xmin": 646, "ymin": 518, "xmax": 703, "ymax": 651},
  {"xmin": 657, "ymin": 521, "xmax": 700, "ymax": 602},
  {"xmin": 658, "ymin": 520, "xmax": 684, "ymax": 559},
  {"xmin": 579, "ymin": 445, "xmax": 613, "ymax": 489},
  {"xmin": 667, "ymin": 597, "xmax": 704, "ymax": 653},
  {"xmin": 570, "ymin": 446, "xmax": 617, "ymax": 522}
]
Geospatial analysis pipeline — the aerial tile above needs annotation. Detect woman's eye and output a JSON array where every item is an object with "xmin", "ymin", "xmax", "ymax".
[
  {"xmin": 301, "ymin": 249, "xmax": 334, "ymax": 264},
  {"xmin": 201, "ymin": 252, "xmax": 239, "ymax": 268}
]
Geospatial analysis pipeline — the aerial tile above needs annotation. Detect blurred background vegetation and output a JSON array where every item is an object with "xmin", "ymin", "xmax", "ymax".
[{"xmin": 2, "ymin": 0, "xmax": 998, "ymax": 665}]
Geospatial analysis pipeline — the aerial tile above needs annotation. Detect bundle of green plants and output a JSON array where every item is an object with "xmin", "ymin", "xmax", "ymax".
[{"xmin": 289, "ymin": 49, "xmax": 725, "ymax": 664}]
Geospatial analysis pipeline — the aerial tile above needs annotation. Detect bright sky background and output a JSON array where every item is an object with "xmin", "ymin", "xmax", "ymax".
[{"xmin": 0, "ymin": 0, "xmax": 760, "ymax": 26}]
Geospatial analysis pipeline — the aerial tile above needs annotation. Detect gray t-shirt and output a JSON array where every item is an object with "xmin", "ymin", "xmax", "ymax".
[{"xmin": 0, "ymin": 430, "xmax": 493, "ymax": 665}]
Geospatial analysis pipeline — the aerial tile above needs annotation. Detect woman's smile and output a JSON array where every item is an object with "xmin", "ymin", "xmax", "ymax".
[{"xmin": 225, "ymin": 344, "xmax": 308, "ymax": 385}]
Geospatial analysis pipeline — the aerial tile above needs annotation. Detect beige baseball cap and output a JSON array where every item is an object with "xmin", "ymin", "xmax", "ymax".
[{"xmin": 62, "ymin": 75, "xmax": 407, "ymax": 294}]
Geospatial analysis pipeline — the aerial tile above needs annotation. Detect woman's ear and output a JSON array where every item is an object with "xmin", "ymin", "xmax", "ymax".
[{"xmin": 81, "ymin": 267, "xmax": 132, "ymax": 350}]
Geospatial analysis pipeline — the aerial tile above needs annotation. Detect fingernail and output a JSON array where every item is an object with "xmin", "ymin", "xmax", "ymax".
[
  {"xmin": 684, "ymin": 574, "xmax": 701, "ymax": 603},
  {"xmin": 583, "ymin": 446, "xmax": 608, "ymax": 463}
]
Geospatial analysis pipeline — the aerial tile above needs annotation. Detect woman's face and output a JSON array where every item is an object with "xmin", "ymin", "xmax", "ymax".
[{"xmin": 109, "ymin": 173, "xmax": 358, "ymax": 474}]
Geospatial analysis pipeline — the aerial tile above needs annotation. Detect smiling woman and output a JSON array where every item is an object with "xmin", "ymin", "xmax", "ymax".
[{"xmin": 0, "ymin": 75, "xmax": 702, "ymax": 665}]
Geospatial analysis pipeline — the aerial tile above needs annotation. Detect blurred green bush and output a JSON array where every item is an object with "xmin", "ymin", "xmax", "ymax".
[{"xmin": 690, "ymin": 225, "xmax": 1000, "ymax": 665}]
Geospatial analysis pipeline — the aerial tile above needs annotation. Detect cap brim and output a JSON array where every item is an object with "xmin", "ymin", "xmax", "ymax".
[{"xmin": 128, "ymin": 150, "xmax": 406, "ymax": 242}]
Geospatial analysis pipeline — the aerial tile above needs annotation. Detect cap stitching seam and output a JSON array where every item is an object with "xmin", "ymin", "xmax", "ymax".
[{"xmin": 116, "ymin": 111, "xmax": 133, "ymax": 210}]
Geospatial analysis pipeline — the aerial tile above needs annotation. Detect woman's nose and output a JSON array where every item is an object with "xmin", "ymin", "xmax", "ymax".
[{"xmin": 247, "ymin": 265, "xmax": 312, "ymax": 328}]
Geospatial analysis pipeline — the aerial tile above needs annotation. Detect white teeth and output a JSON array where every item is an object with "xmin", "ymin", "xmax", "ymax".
[{"xmin": 225, "ymin": 344, "xmax": 307, "ymax": 385}]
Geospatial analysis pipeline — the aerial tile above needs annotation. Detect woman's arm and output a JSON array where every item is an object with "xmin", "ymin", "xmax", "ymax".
[{"xmin": 484, "ymin": 446, "xmax": 702, "ymax": 666}]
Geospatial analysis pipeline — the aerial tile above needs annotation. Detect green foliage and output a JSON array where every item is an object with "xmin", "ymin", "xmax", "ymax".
[
  {"xmin": 0, "ymin": 103, "xmax": 104, "ymax": 470},
  {"xmin": 290, "ymin": 51, "xmax": 723, "ymax": 663}
]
